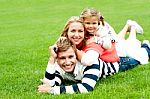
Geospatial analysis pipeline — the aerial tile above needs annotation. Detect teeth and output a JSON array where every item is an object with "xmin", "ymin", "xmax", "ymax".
[
  {"xmin": 73, "ymin": 38, "xmax": 80, "ymax": 42},
  {"xmin": 74, "ymin": 39, "xmax": 79, "ymax": 41},
  {"xmin": 65, "ymin": 65, "xmax": 72, "ymax": 69},
  {"xmin": 73, "ymin": 37, "xmax": 80, "ymax": 39}
]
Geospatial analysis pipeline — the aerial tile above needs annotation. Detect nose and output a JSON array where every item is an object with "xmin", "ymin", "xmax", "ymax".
[
  {"xmin": 74, "ymin": 31, "xmax": 79, "ymax": 36},
  {"xmin": 65, "ymin": 58, "xmax": 71, "ymax": 65},
  {"xmin": 89, "ymin": 24, "xmax": 93, "ymax": 27}
]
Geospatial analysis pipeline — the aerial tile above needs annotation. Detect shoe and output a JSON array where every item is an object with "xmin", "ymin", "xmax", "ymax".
[
  {"xmin": 126, "ymin": 20, "xmax": 143, "ymax": 34},
  {"xmin": 132, "ymin": 21, "xmax": 143, "ymax": 34},
  {"xmin": 143, "ymin": 40, "xmax": 150, "ymax": 48},
  {"xmin": 126, "ymin": 20, "xmax": 132, "ymax": 26},
  {"xmin": 126, "ymin": 20, "xmax": 132, "ymax": 32}
]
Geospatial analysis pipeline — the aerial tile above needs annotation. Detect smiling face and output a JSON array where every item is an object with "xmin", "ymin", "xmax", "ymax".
[
  {"xmin": 83, "ymin": 16, "xmax": 99, "ymax": 35},
  {"xmin": 57, "ymin": 47, "xmax": 77, "ymax": 73},
  {"xmin": 67, "ymin": 22, "xmax": 85, "ymax": 46}
]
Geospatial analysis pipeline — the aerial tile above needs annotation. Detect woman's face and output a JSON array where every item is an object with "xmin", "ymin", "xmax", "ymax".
[
  {"xmin": 83, "ymin": 16, "xmax": 99, "ymax": 35},
  {"xmin": 67, "ymin": 22, "xmax": 85, "ymax": 46}
]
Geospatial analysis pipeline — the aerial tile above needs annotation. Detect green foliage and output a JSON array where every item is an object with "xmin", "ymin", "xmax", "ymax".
[{"xmin": 0, "ymin": 0, "xmax": 150, "ymax": 98}]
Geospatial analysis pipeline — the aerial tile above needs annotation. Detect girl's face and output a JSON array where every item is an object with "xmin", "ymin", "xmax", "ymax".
[
  {"xmin": 83, "ymin": 16, "xmax": 99, "ymax": 35},
  {"xmin": 67, "ymin": 22, "xmax": 85, "ymax": 46}
]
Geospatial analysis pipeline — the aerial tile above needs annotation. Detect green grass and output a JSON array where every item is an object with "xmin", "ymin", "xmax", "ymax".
[{"xmin": 0, "ymin": 0, "xmax": 150, "ymax": 98}]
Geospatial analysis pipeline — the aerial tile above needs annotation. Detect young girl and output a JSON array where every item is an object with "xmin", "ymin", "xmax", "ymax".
[{"xmin": 80, "ymin": 8, "xmax": 150, "ymax": 65}]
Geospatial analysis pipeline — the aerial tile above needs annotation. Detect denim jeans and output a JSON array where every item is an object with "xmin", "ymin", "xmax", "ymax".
[
  {"xmin": 141, "ymin": 43, "xmax": 150, "ymax": 58},
  {"xmin": 119, "ymin": 57, "xmax": 140, "ymax": 72}
]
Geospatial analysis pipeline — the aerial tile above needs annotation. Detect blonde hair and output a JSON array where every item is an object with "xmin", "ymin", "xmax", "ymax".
[
  {"xmin": 60, "ymin": 16, "xmax": 86, "ymax": 49},
  {"xmin": 61, "ymin": 16, "xmax": 85, "ymax": 37},
  {"xmin": 56, "ymin": 37, "xmax": 77, "ymax": 53},
  {"xmin": 80, "ymin": 8, "xmax": 104, "ymax": 26}
]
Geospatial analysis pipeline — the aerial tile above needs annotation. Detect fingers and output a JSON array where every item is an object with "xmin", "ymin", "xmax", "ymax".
[
  {"xmin": 49, "ymin": 44, "xmax": 58, "ymax": 52},
  {"xmin": 38, "ymin": 84, "xmax": 47, "ymax": 93},
  {"xmin": 49, "ymin": 45, "xmax": 58, "ymax": 58},
  {"xmin": 57, "ymin": 37, "xmax": 67, "ymax": 42},
  {"xmin": 38, "ymin": 84, "xmax": 51, "ymax": 93}
]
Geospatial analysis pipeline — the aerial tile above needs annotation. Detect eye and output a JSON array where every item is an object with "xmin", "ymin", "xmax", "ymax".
[
  {"xmin": 69, "ymin": 55, "xmax": 74, "ymax": 59},
  {"xmin": 78, "ymin": 30, "xmax": 84, "ymax": 33},
  {"xmin": 70, "ymin": 29, "xmax": 76, "ymax": 33},
  {"xmin": 84, "ymin": 22, "xmax": 90, "ymax": 25},
  {"xmin": 93, "ymin": 22, "xmax": 98, "ymax": 25},
  {"xmin": 59, "ymin": 56, "xmax": 66, "ymax": 60}
]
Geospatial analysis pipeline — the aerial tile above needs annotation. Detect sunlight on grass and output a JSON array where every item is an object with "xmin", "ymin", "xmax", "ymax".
[{"xmin": 0, "ymin": 0, "xmax": 150, "ymax": 98}]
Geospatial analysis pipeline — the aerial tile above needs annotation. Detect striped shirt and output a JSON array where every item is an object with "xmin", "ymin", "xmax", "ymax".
[{"xmin": 44, "ymin": 59, "xmax": 120, "ymax": 95}]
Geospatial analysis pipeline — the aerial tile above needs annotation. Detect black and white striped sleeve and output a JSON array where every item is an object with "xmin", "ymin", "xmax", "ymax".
[
  {"xmin": 44, "ymin": 62, "xmax": 63, "ymax": 86},
  {"xmin": 49, "ymin": 63, "xmax": 100, "ymax": 95}
]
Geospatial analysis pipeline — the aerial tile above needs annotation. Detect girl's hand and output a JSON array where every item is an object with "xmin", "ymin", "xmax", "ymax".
[{"xmin": 102, "ymin": 37, "xmax": 112, "ymax": 49}]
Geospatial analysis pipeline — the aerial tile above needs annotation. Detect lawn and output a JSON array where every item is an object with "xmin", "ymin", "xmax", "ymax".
[{"xmin": 0, "ymin": 0, "xmax": 150, "ymax": 99}]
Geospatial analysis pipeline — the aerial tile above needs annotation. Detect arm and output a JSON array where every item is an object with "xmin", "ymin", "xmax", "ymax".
[
  {"xmin": 81, "ymin": 50, "xmax": 99, "ymax": 66},
  {"xmin": 39, "ymin": 45, "xmax": 63, "ymax": 87},
  {"xmin": 96, "ymin": 22, "xmax": 116, "ymax": 49},
  {"xmin": 76, "ymin": 49, "xmax": 85, "ymax": 62},
  {"xmin": 95, "ymin": 36, "xmax": 112, "ymax": 49},
  {"xmin": 104, "ymin": 21, "xmax": 117, "ymax": 37},
  {"xmin": 43, "ymin": 62, "xmax": 63, "ymax": 86},
  {"xmin": 39, "ymin": 63, "xmax": 100, "ymax": 95}
]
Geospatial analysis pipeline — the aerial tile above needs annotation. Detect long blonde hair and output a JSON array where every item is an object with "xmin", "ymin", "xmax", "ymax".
[
  {"xmin": 60, "ymin": 16, "xmax": 86, "ymax": 49},
  {"xmin": 61, "ymin": 16, "xmax": 85, "ymax": 37}
]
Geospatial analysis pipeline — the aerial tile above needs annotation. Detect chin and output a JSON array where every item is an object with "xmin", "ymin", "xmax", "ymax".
[
  {"xmin": 63, "ymin": 67, "xmax": 74, "ymax": 73},
  {"xmin": 75, "ymin": 42, "xmax": 80, "ymax": 45},
  {"xmin": 64, "ymin": 69, "xmax": 74, "ymax": 73},
  {"xmin": 72, "ymin": 40, "xmax": 82, "ymax": 44}
]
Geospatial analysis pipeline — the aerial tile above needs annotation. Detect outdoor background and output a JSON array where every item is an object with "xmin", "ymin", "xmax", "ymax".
[{"xmin": 0, "ymin": 0, "xmax": 150, "ymax": 98}]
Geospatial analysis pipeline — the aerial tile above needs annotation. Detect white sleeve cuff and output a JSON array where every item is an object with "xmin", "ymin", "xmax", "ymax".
[
  {"xmin": 48, "ymin": 86, "xmax": 60, "ymax": 95},
  {"xmin": 46, "ymin": 62, "xmax": 56, "ymax": 74}
]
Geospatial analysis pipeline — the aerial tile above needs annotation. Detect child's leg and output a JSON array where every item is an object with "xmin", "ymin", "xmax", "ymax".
[
  {"xmin": 119, "ymin": 57, "xmax": 140, "ymax": 72},
  {"xmin": 127, "ymin": 20, "xmax": 143, "ymax": 40},
  {"xmin": 127, "ymin": 26, "xmax": 137, "ymax": 40},
  {"xmin": 117, "ymin": 24, "xmax": 129, "ymax": 40},
  {"xmin": 117, "ymin": 20, "xmax": 143, "ymax": 40}
]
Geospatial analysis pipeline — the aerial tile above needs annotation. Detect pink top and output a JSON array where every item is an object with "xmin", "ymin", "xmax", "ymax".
[{"xmin": 82, "ymin": 42, "xmax": 119, "ymax": 63}]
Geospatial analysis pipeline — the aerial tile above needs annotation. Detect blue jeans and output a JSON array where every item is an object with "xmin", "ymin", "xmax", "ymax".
[
  {"xmin": 141, "ymin": 43, "xmax": 150, "ymax": 58},
  {"xmin": 118, "ymin": 43, "xmax": 150, "ymax": 72},
  {"xmin": 119, "ymin": 57, "xmax": 140, "ymax": 72}
]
